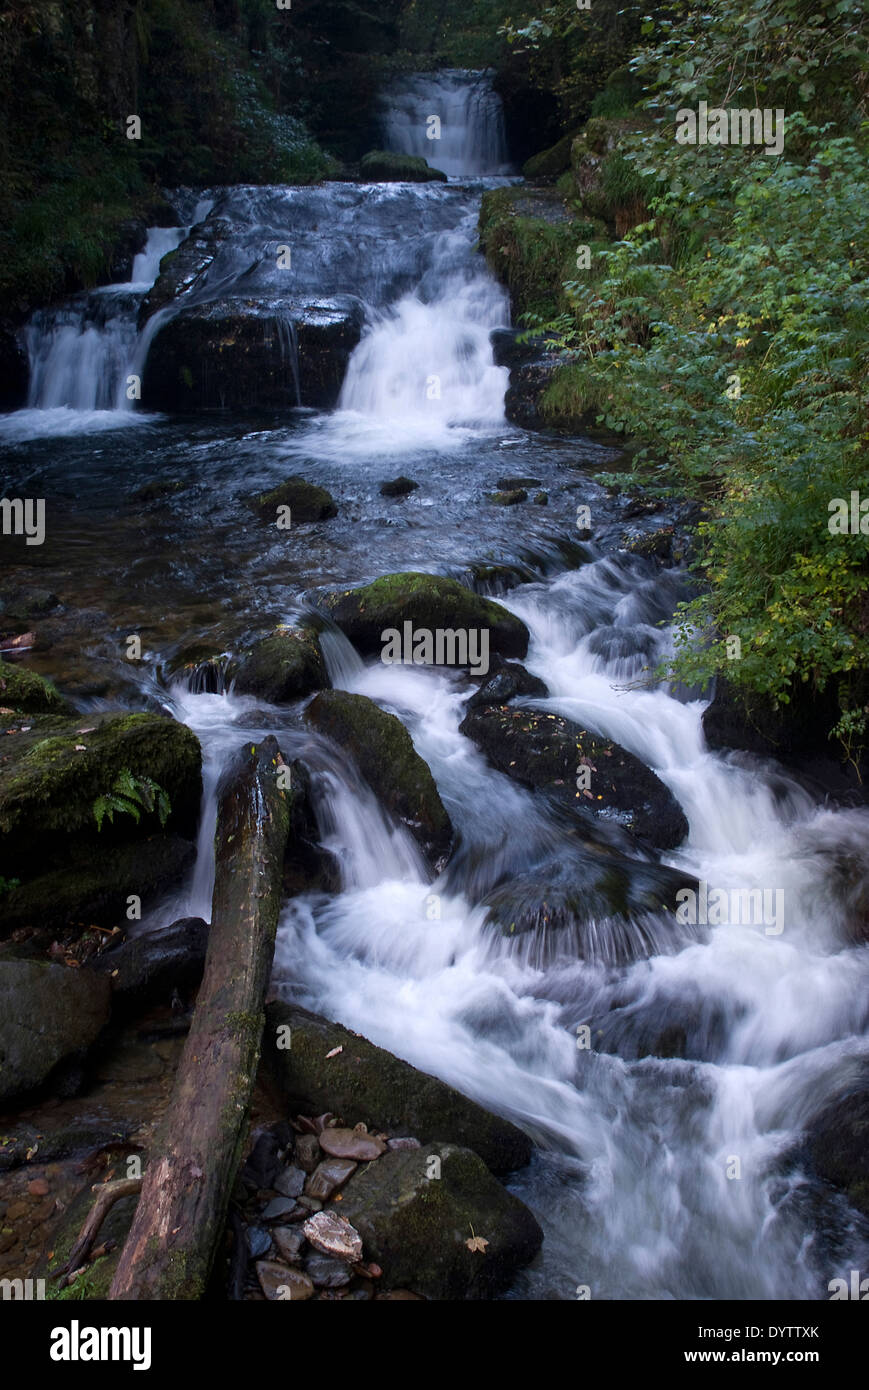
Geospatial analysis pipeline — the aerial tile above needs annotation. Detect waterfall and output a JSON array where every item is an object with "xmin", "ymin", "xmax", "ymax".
[{"xmin": 381, "ymin": 69, "xmax": 511, "ymax": 177}]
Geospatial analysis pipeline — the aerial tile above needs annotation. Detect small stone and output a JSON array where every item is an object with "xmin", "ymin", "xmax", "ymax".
[
  {"xmin": 533, "ymin": 492, "xmax": 549, "ymax": 506},
  {"xmin": 246, "ymin": 1226, "xmax": 272, "ymax": 1259},
  {"xmin": 376, "ymin": 1289, "xmax": 425, "ymax": 1300},
  {"xmin": 273, "ymin": 1165, "xmax": 306, "ymax": 1199},
  {"xmin": 255, "ymin": 1260, "xmax": 314, "ymax": 1302},
  {"xmin": 304, "ymin": 1252, "xmax": 352, "ymax": 1288},
  {"xmin": 380, "ymin": 476, "xmax": 419, "ymax": 498},
  {"xmin": 296, "ymin": 1195, "xmax": 322, "ymax": 1213},
  {"xmin": 490, "ymin": 489, "xmax": 527, "ymax": 507},
  {"xmin": 387, "ymin": 1137, "xmax": 421, "ymax": 1152},
  {"xmin": 295, "ymin": 1133, "xmax": 322, "ymax": 1173},
  {"xmin": 302, "ymin": 1211, "xmax": 363, "ymax": 1262},
  {"xmin": 0, "ymin": 1230, "xmax": 17, "ymax": 1253},
  {"xmin": 27, "ymin": 1179, "xmax": 49, "ymax": 1198},
  {"xmin": 261, "ymin": 1197, "xmax": 299, "ymax": 1221},
  {"xmin": 306, "ymin": 1158, "xmax": 357, "ymax": 1201},
  {"xmin": 272, "ymin": 1227, "xmax": 306, "ymax": 1264},
  {"xmin": 318, "ymin": 1127, "xmax": 387, "ymax": 1162}
]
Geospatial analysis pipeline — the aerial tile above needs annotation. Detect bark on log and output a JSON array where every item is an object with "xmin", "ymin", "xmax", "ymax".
[{"xmin": 110, "ymin": 737, "xmax": 292, "ymax": 1299}]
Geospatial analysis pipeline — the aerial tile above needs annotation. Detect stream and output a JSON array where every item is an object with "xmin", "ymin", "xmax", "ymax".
[{"xmin": 2, "ymin": 69, "xmax": 868, "ymax": 1302}]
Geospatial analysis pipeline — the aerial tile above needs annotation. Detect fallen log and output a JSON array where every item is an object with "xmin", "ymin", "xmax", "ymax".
[{"xmin": 110, "ymin": 737, "xmax": 292, "ymax": 1300}]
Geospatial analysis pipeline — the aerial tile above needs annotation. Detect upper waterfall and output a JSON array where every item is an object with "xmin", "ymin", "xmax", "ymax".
[{"xmin": 380, "ymin": 70, "xmax": 511, "ymax": 177}]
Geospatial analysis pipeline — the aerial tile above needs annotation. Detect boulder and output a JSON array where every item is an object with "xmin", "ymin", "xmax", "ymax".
[
  {"xmin": 88, "ymin": 916, "xmax": 208, "ymax": 1010},
  {"xmin": 0, "ymin": 959, "xmax": 112, "ymax": 1104},
  {"xmin": 0, "ymin": 660, "xmax": 68, "ymax": 714},
  {"xmin": 233, "ymin": 625, "xmax": 329, "ymax": 704},
  {"xmin": 336, "ymin": 1142, "xmax": 542, "ymax": 1300},
  {"xmin": 459, "ymin": 704, "xmax": 688, "ymax": 849},
  {"xmin": 465, "ymin": 661, "xmax": 548, "ymax": 712},
  {"xmin": 359, "ymin": 151, "xmax": 448, "ymax": 183},
  {"xmin": 251, "ymin": 478, "xmax": 337, "ymax": 524},
  {"xmin": 490, "ymin": 489, "xmax": 527, "ymax": 507},
  {"xmin": 318, "ymin": 572, "xmax": 529, "ymax": 662},
  {"xmin": 305, "ymin": 691, "xmax": 452, "ymax": 870},
  {"xmin": 806, "ymin": 1075, "xmax": 869, "ymax": 1219},
  {"xmin": 379, "ymin": 476, "xmax": 419, "ymax": 498},
  {"xmin": 141, "ymin": 295, "xmax": 365, "ymax": 410},
  {"xmin": 263, "ymin": 1001, "xmax": 532, "ymax": 1174}
]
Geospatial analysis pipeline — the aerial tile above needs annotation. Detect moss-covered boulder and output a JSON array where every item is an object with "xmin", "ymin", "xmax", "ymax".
[
  {"xmin": 459, "ymin": 705, "xmax": 688, "ymax": 850},
  {"xmin": 305, "ymin": 691, "xmax": 452, "ymax": 870},
  {"xmin": 806, "ymin": 1075, "xmax": 869, "ymax": 1219},
  {"xmin": 318, "ymin": 572, "xmax": 529, "ymax": 663},
  {"xmin": 0, "ymin": 660, "xmax": 69, "ymax": 715},
  {"xmin": 335, "ymin": 1142, "xmax": 542, "ymax": 1299},
  {"xmin": 233, "ymin": 626, "xmax": 329, "ymax": 704},
  {"xmin": 522, "ymin": 132, "xmax": 577, "ymax": 179},
  {"xmin": 251, "ymin": 477, "xmax": 337, "ymax": 524},
  {"xmin": 0, "ymin": 960, "xmax": 111, "ymax": 1105},
  {"xmin": 360, "ymin": 151, "xmax": 448, "ymax": 183},
  {"xmin": 569, "ymin": 118, "xmax": 651, "ymax": 236},
  {"xmin": 263, "ymin": 1001, "xmax": 532, "ymax": 1173}
]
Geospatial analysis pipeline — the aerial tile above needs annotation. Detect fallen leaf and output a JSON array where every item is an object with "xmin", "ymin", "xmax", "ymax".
[{"xmin": 466, "ymin": 1235, "xmax": 489, "ymax": 1254}]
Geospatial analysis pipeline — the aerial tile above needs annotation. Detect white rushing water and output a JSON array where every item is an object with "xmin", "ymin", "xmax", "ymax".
[{"xmin": 381, "ymin": 69, "xmax": 512, "ymax": 177}]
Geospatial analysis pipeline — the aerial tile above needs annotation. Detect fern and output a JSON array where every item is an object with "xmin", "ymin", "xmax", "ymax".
[{"xmin": 93, "ymin": 770, "xmax": 171, "ymax": 832}]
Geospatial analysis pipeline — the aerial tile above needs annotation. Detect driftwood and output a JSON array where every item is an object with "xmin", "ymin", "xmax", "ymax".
[
  {"xmin": 53, "ymin": 1177, "xmax": 142, "ymax": 1286},
  {"xmin": 109, "ymin": 737, "xmax": 292, "ymax": 1300}
]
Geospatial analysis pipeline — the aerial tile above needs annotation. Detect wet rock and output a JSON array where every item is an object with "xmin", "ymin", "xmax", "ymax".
[
  {"xmin": 318, "ymin": 1128, "xmax": 386, "ymax": 1162},
  {"xmin": 302, "ymin": 1210, "xmax": 363, "ymax": 1262},
  {"xmin": 622, "ymin": 527, "xmax": 675, "ymax": 562},
  {"xmin": 256, "ymin": 1260, "xmax": 314, "ymax": 1301},
  {"xmin": 274, "ymin": 1165, "xmax": 306, "ymax": 1200},
  {"xmin": 273, "ymin": 1226, "xmax": 306, "ymax": 1264},
  {"xmin": 142, "ymin": 295, "xmax": 366, "ymax": 411},
  {"xmin": 305, "ymin": 690, "xmax": 452, "ymax": 871},
  {"xmin": 497, "ymin": 476, "xmax": 542, "ymax": 490},
  {"xmin": 294, "ymin": 1133, "xmax": 322, "ymax": 1174},
  {"xmin": 337, "ymin": 1142, "xmax": 543, "ymax": 1300},
  {"xmin": 0, "ymin": 659, "xmax": 68, "ymax": 714},
  {"xmin": 459, "ymin": 705, "xmax": 688, "ymax": 850},
  {"xmin": 296, "ymin": 1196, "xmax": 322, "ymax": 1214},
  {"xmin": 305, "ymin": 1157, "xmax": 358, "ymax": 1200},
  {"xmin": 806, "ymin": 1074, "xmax": 869, "ymax": 1219},
  {"xmin": 387, "ymin": 1137, "xmax": 422, "ymax": 1152},
  {"xmin": 140, "ymin": 218, "xmax": 232, "ymax": 321},
  {"xmin": 490, "ymin": 489, "xmax": 527, "ymax": 506},
  {"xmin": 482, "ymin": 849, "xmax": 699, "ymax": 965},
  {"xmin": 304, "ymin": 1252, "xmax": 352, "ymax": 1288},
  {"xmin": 233, "ymin": 624, "xmax": 329, "ymax": 703},
  {"xmin": 0, "ymin": 960, "xmax": 111, "ymax": 1104},
  {"xmin": 533, "ymin": 492, "xmax": 549, "ymax": 506},
  {"xmin": 88, "ymin": 916, "xmax": 208, "ymax": 1010},
  {"xmin": 380, "ymin": 476, "xmax": 419, "ymax": 498},
  {"xmin": 319, "ymin": 572, "xmax": 529, "ymax": 663},
  {"xmin": 465, "ymin": 661, "xmax": 548, "ymax": 712},
  {"xmin": 251, "ymin": 478, "xmax": 337, "ymax": 524},
  {"xmin": 503, "ymin": 357, "xmax": 561, "ymax": 430},
  {"xmin": 360, "ymin": 151, "xmax": 448, "ymax": 183},
  {"xmin": 263, "ymin": 1001, "xmax": 533, "ymax": 1174}
]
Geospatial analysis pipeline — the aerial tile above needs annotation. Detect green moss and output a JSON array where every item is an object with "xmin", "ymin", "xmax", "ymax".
[
  {"xmin": 360, "ymin": 150, "xmax": 448, "ymax": 183},
  {"xmin": 0, "ymin": 662, "xmax": 69, "ymax": 715}
]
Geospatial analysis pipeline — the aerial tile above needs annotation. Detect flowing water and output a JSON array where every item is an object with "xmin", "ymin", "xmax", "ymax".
[{"xmin": 1, "ymin": 71, "xmax": 867, "ymax": 1300}]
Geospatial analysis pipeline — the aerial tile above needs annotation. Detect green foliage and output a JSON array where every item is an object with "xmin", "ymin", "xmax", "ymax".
[
  {"xmin": 0, "ymin": 876, "xmax": 20, "ymax": 897},
  {"xmin": 93, "ymin": 769, "xmax": 171, "ymax": 833},
  {"xmin": 526, "ymin": 0, "xmax": 869, "ymax": 743}
]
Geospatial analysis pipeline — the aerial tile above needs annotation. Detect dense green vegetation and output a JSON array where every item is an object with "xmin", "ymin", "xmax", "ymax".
[{"xmin": 506, "ymin": 0, "xmax": 869, "ymax": 761}]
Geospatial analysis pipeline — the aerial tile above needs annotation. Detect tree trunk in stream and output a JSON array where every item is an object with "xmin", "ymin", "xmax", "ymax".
[{"xmin": 109, "ymin": 736, "xmax": 292, "ymax": 1300}]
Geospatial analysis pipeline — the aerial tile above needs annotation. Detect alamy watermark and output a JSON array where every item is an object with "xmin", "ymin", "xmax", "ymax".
[
  {"xmin": 0, "ymin": 497, "xmax": 45, "ymax": 546},
  {"xmin": 675, "ymin": 102, "xmax": 785, "ymax": 156},
  {"xmin": 675, "ymin": 882, "xmax": 785, "ymax": 935},
  {"xmin": 381, "ymin": 623, "xmax": 490, "ymax": 677}
]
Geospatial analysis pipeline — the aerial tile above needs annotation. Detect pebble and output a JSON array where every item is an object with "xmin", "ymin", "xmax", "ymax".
[
  {"xmin": 27, "ymin": 1179, "xmax": 50, "ymax": 1198},
  {"xmin": 273, "ymin": 1165, "xmax": 306, "ymax": 1199},
  {"xmin": 296, "ymin": 1196, "xmax": 322, "ymax": 1213},
  {"xmin": 305, "ymin": 1158, "xmax": 357, "ymax": 1201},
  {"xmin": 261, "ymin": 1197, "xmax": 299, "ymax": 1221},
  {"xmin": 303, "ymin": 1253, "xmax": 351, "ymax": 1289},
  {"xmin": 255, "ymin": 1260, "xmax": 314, "ymax": 1302},
  {"xmin": 386, "ymin": 1137, "xmax": 421, "ymax": 1152},
  {"xmin": 246, "ymin": 1226, "xmax": 272, "ymax": 1259},
  {"xmin": 272, "ymin": 1227, "xmax": 306, "ymax": 1264},
  {"xmin": 295, "ymin": 1133, "xmax": 322, "ymax": 1174},
  {"xmin": 318, "ymin": 1128, "xmax": 387, "ymax": 1162},
  {"xmin": 302, "ymin": 1211, "xmax": 363, "ymax": 1262}
]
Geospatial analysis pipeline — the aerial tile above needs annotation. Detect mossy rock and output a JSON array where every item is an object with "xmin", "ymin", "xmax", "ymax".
[
  {"xmin": 489, "ymin": 489, "xmax": 527, "ymax": 507},
  {"xmin": 360, "ymin": 150, "xmax": 448, "ymax": 183},
  {"xmin": 0, "ymin": 710, "xmax": 202, "ymax": 885},
  {"xmin": 233, "ymin": 625, "xmax": 329, "ymax": 704},
  {"xmin": 0, "ymin": 660, "xmax": 69, "ymax": 715},
  {"xmin": 380, "ymin": 476, "xmax": 419, "ymax": 498},
  {"xmin": 0, "ymin": 835, "xmax": 195, "ymax": 939},
  {"xmin": 251, "ymin": 476, "xmax": 337, "ymax": 523},
  {"xmin": 0, "ymin": 959, "xmax": 112, "ymax": 1105},
  {"xmin": 305, "ymin": 691, "xmax": 452, "ymax": 870},
  {"xmin": 336, "ymin": 1142, "xmax": 542, "ymax": 1299},
  {"xmin": 263, "ymin": 1001, "xmax": 532, "ymax": 1174},
  {"xmin": 318, "ymin": 572, "xmax": 529, "ymax": 663},
  {"xmin": 522, "ymin": 132, "xmax": 577, "ymax": 179},
  {"xmin": 459, "ymin": 705, "xmax": 688, "ymax": 850}
]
